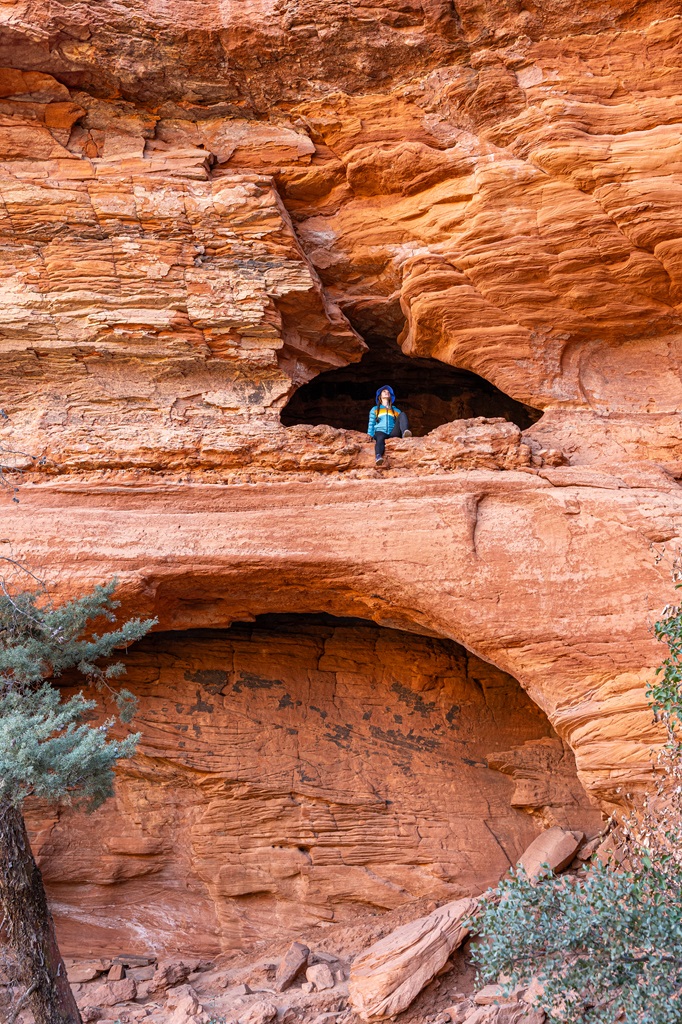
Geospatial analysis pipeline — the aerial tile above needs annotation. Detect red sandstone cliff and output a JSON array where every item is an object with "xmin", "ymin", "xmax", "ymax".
[{"xmin": 0, "ymin": 0, "xmax": 680, "ymax": 963}]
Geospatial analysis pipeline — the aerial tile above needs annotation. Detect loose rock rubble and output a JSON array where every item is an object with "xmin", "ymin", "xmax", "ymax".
[{"xmin": 2, "ymin": 822, "xmax": 605, "ymax": 1024}]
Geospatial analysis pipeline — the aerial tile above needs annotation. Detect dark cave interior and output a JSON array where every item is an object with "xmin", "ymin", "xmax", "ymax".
[{"xmin": 281, "ymin": 335, "xmax": 541, "ymax": 435}]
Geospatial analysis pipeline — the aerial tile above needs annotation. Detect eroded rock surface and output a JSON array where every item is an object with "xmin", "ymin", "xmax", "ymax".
[
  {"xmin": 26, "ymin": 617, "xmax": 600, "ymax": 955},
  {"xmin": 0, "ymin": 0, "xmax": 680, "ymax": 970}
]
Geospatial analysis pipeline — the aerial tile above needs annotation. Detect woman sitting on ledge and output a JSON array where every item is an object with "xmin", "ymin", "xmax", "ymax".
[{"xmin": 367, "ymin": 385, "xmax": 412, "ymax": 466}]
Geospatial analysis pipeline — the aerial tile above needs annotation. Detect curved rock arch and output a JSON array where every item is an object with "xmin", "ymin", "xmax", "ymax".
[{"xmin": 7, "ymin": 467, "xmax": 676, "ymax": 811}]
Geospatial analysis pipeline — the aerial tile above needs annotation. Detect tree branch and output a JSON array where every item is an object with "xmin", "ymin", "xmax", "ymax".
[{"xmin": 7, "ymin": 978, "xmax": 39, "ymax": 1024}]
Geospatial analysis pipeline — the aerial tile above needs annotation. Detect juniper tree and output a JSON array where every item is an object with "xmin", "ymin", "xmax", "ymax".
[
  {"xmin": 0, "ymin": 571, "xmax": 154, "ymax": 1024},
  {"xmin": 470, "ymin": 591, "xmax": 682, "ymax": 1024}
]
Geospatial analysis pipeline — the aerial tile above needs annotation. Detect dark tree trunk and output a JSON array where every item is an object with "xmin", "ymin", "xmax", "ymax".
[{"xmin": 0, "ymin": 798, "xmax": 82, "ymax": 1024}]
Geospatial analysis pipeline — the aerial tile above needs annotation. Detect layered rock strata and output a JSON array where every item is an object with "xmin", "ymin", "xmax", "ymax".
[
  {"xmin": 28, "ymin": 618, "xmax": 600, "ymax": 955},
  {"xmin": 0, "ymin": 0, "xmax": 681, "ymax": 960}
]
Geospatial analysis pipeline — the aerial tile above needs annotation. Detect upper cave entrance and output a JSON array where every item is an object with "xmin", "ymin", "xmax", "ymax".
[{"xmin": 281, "ymin": 335, "xmax": 541, "ymax": 435}]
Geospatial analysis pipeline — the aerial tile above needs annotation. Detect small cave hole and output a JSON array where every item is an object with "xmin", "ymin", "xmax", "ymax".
[{"xmin": 281, "ymin": 335, "xmax": 541, "ymax": 435}]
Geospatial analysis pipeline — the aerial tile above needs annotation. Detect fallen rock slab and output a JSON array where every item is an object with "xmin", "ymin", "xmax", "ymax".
[
  {"xmin": 518, "ymin": 827, "xmax": 583, "ymax": 880},
  {"xmin": 275, "ymin": 941, "xmax": 310, "ymax": 991},
  {"xmin": 349, "ymin": 897, "xmax": 477, "ymax": 1020},
  {"xmin": 85, "ymin": 978, "xmax": 137, "ymax": 1007},
  {"xmin": 68, "ymin": 963, "xmax": 102, "ymax": 984}
]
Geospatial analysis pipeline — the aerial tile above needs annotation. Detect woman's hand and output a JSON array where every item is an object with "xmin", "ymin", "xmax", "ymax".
[{"xmin": 367, "ymin": 434, "xmax": 373, "ymax": 442}]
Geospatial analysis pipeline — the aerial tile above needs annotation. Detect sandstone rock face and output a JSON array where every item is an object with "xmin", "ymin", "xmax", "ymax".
[
  {"xmin": 1, "ymin": 0, "xmax": 681, "ymax": 965},
  {"xmin": 26, "ymin": 618, "xmax": 600, "ymax": 954},
  {"xmin": 0, "ymin": 3, "xmax": 681, "ymax": 468}
]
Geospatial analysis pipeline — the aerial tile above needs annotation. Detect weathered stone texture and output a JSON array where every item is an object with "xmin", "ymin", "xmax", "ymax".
[
  {"xmin": 1, "ymin": 0, "xmax": 681, "ymax": 962},
  {"xmin": 27, "ymin": 619, "xmax": 599, "ymax": 954}
]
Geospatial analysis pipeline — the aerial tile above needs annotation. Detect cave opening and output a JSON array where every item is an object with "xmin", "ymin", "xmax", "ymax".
[
  {"xmin": 41, "ymin": 611, "xmax": 602, "ymax": 956},
  {"xmin": 281, "ymin": 334, "xmax": 542, "ymax": 436}
]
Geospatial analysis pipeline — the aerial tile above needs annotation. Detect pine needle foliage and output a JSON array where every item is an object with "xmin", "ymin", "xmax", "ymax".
[
  {"xmin": 470, "ymin": 593, "xmax": 682, "ymax": 1024},
  {"xmin": 0, "ymin": 577, "xmax": 155, "ymax": 809}
]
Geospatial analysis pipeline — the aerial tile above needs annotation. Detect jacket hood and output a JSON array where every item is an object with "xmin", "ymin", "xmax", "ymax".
[{"xmin": 375, "ymin": 385, "xmax": 396, "ymax": 405}]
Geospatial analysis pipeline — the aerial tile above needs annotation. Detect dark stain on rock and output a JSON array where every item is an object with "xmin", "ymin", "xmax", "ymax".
[
  {"xmin": 309, "ymin": 705, "xmax": 328, "ymax": 719},
  {"xmin": 446, "ymin": 704, "xmax": 461, "ymax": 725},
  {"xmin": 189, "ymin": 692, "xmax": 215, "ymax": 714},
  {"xmin": 184, "ymin": 669, "xmax": 229, "ymax": 694},
  {"xmin": 362, "ymin": 710, "xmax": 372, "ymax": 720},
  {"xmin": 390, "ymin": 682, "xmax": 436, "ymax": 717},
  {"xmin": 393, "ymin": 713, "xmax": 403, "ymax": 723},
  {"xmin": 462, "ymin": 756, "xmax": 487, "ymax": 767},
  {"xmin": 325, "ymin": 724, "xmax": 352, "ymax": 749},
  {"xmin": 370, "ymin": 725, "xmax": 440, "ymax": 752},
  {"xmin": 233, "ymin": 671, "xmax": 283, "ymax": 693}
]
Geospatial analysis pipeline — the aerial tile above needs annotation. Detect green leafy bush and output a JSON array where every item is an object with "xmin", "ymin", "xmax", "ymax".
[{"xmin": 471, "ymin": 595, "xmax": 682, "ymax": 1024}]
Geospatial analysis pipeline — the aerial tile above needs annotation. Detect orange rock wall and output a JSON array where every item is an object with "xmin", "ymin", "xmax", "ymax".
[
  {"xmin": 1, "ymin": 0, "xmax": 681, "ymax": 958},
  {"xmin": 30, "ymin": 619, "xmax": 599, "ymax": 955}
]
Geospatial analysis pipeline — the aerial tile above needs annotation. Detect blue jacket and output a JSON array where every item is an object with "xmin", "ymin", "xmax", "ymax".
[
  {"xmin": 369, "ymin": 384, "xmax": 401, "ymax": 437},
  {"xmin": 368, "ymin": 404, "xmax": 402, "ymax": 436}
]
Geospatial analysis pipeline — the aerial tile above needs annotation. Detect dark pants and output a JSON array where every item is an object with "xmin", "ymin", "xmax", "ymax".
[{"xmin": 375, "ymin": 412, "xmax": 409, "ymax": 458}]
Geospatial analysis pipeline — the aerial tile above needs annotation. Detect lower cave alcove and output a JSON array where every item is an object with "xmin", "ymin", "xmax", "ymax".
[
  {"xmin": 30, "ymin": 614, "xmax": 601, "ymax": 956},
  {"xmin": 281, "ymin": 335, "xmax": 541, "ymax": 436}
]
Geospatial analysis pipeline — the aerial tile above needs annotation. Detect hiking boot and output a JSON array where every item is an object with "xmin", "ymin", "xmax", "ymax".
[
  {"xmin": 375, "ymin": 456, "xmax": 384, "ymax": 467},
  {"xmin": 403, "ymin": 429, "xmax": 413, "ymax": 438}
]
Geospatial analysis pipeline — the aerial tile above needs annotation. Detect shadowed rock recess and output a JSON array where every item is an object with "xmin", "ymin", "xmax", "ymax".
[
  {"xmin": 29, "ymin": 617, "xmax": 600, "ymax": 955},
  {"xmin": 1, "ymin": 0, "xmax": 682, "ymax": 964}
]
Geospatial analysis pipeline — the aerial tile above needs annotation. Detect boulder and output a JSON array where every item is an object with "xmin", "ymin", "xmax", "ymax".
[
  {"xmin": 308, "ymin": 952, "xmax": 342, "ymax": 966},
  {"xmin": 575, "ymin": 835, "xmax": 603, "ymax": 862},
  {"xmin": 460, "ymin": 1009, "xmax": 490, "ymax": 1024},
  {"xmin": 442, "ymin": 1001, "xmax": 474, "ymax": 1024},
  {"xmin": 86, "ymin": 978, "xmax": 137, "ymax": 1007},
  {"xmin": 239, "ymin": 999, "xmax": 278, "ymax": 1024},
  {"xmin": 163, "ymin": 984, "xmax": 209, "ymax": 1024},
  {"xmin": 306, "ymin": 963, "xmax": 335, "ymax": 992},
  {"xmin": 134, "ymin": 979, "xmax": 155, "ymax": 1002},
  {"xmin": 108, "ymin": 964, "xmax": 125, "ymax": 982},
  {"xmin": 68, "ymin": 963, "xmax": 102, "ymax": 984},
  {"xmin": 348, "ymin": 897, "xmax": 477, "ymax": 1020},
  {"xmin": 518, "ymin": 828, "xmax": 583, "ymax": 880},
  {"xmin": 275, "ymin": 941, "xmax": 310, "ymax": 991},
  {"xmin": 150, "ymin": 961, "xmax": 191, "ymax": 993},
  {"xmin": 127, "ymin": 965, "xmax": 155, "ymax": 983},
  {"xmin": 112, "ymin": 955, "xmax": 156, "ymax": 968},
  {"xmin": 80, "ymin": 1008, "xmax": 103, "ymax": 1023},
  {"xmin": 475, "ymin": 985, "xmax": 509, "ymax": 1005}
]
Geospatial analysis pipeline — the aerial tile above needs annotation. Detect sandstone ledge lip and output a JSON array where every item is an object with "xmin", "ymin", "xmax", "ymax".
[{"xmin": 7, "ymin": 463, "xmax": 678, "ymax": 513}]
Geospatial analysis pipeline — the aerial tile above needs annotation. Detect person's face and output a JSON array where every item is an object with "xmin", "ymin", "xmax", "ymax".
[{"xmin": 380, "ymin": 389, "xmax": 391, "ymax": 404}]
